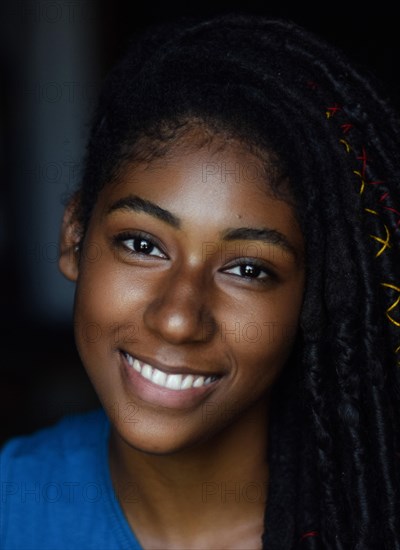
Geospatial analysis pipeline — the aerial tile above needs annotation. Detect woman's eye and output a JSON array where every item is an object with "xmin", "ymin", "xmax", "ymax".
[
  {"xmin": 115, "ymin": 233, "xmax": 166, "ymax": 258},
  {"xmin": 224, "ymin": 263, "xmax": 272, "ymax": 281}
]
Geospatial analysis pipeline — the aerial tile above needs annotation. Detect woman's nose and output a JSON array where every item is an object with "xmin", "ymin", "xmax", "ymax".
[{"xmin": 143, "ymin": 268, "xmax": 216, "ymax": 345}]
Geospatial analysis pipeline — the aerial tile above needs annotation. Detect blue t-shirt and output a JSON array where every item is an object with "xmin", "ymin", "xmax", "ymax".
[{"xmin": 0, "ymin": 408, "xmax": 143, "ymax": 550}]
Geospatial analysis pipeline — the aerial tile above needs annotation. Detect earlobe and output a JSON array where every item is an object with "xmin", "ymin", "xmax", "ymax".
[{"xmin": 58, "ymin": 193, "xmax": 83, "ymax": 282}]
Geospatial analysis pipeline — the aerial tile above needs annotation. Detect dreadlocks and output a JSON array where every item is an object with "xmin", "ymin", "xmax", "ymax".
[{"xmin": 71, "ymin": 14, "xmax": 400, "ymax": 549}]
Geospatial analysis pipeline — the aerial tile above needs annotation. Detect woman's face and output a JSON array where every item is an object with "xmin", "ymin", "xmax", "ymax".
[{"xmin": 61, "ymin": 138, "xmax": 306, "ymax": 454}]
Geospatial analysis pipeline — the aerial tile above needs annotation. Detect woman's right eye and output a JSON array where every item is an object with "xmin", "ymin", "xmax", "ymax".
[{"xmin": 113, "ymin": 232, "xmax": 167, "ymax": 258}]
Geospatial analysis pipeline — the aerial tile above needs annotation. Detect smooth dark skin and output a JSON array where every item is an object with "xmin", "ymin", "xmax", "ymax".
[{"xmin": 59, "ymin": 134, "xmax": 305, "ymax": 549}]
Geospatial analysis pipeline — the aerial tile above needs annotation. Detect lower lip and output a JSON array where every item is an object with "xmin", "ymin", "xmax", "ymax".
[{"xmin": 119, "ymin": 352, "xmax": 221, "ymax": 409}]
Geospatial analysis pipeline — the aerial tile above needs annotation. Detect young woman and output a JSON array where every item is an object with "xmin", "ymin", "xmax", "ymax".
[{"xmin": 1, "ymin": 13, "xmax": 400, "ymax": 550}]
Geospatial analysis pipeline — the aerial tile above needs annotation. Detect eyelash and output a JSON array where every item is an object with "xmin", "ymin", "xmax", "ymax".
[
  {"xmin": 112, "ymin": 231, "xmax": 277, "ymax": 283},
  {"xmin": 113, "ymin": 231, "xmax": 167, "ymax": 258},
  {"xmin": 223, "ymin": 259, "xmax": 277, "ymax": 283}
]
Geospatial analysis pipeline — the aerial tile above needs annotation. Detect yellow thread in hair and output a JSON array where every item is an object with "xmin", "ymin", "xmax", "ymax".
[
  {"xmin": 369, "ymin": 225, "xmax": 391, "ymax": 257},
  {"xmin": 395, "ymin": 344, "xmax": 400, "ymax": 364},
  {"xmin": 381, "ymin": 283, "xmax": 400, "ymax": 327},
  {"xmin": 354, "ymin": 170, "xmax": 366, "ymax": 195},
  {"xmin": 387, "ymin": 312, "xmax": 400, "ymax": 328},
  {"xmin": 325, "ymin": 104, "xmax": 400, "ymax": 363},
  {"xmin": 381, "ymin": 282, "xmax": 400, "ymax": 293},
  {"xmin": 339, "ymin": 139, "xmax": 351, "ymax": 153}
]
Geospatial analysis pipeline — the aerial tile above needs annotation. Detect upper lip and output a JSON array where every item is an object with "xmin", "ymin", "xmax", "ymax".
[{"xmin": 120, "ymin": 349, "xmax": 225, "ymax": 378}]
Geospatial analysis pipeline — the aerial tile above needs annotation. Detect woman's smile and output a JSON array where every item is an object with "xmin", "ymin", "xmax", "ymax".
[
  {"xmin": 70, "ymin": 134, "xmax": 305, "ymax": 454},
  {"xmin": 119, "ymin": 350, "xmax": 224, "ymax": 409},
  {"xmin": 122, "ymin": 350, "xmax": 221, "ymax": 389}
]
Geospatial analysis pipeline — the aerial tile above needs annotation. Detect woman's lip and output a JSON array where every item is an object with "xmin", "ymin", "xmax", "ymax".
[{"xmin": 119, "ymin": 351, "xmax": 222, "ymax": 410}]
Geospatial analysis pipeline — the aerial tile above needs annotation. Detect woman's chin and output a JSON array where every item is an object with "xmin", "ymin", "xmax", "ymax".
[{"xmin": 110, "ymin": 418, "xmax": 211, "ymax": 457}]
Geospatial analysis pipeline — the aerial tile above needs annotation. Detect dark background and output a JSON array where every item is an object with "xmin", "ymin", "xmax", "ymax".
[{"xmin": 1, "ymin": 1, "xmax": 399, "ymax": 444}]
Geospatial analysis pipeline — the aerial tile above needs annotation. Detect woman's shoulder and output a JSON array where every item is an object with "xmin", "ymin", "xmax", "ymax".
[
  {"xmin": 0, "ymin": 409, "xmax": 143, "ymax": 549},
  {"xmin": 1, "ymin": 407, "xmax": 108, "ymax": 452},
  {"xmin": 0, "ymin": 407, "xmax": 108, "ymax": 470}
]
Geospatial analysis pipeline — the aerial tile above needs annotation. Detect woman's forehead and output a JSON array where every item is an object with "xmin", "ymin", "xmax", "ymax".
[{"xmin": 109, "ymin": 124, "xmax": 290, "ymax": 195}]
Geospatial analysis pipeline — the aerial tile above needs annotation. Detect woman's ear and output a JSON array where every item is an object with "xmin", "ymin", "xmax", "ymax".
[{"xmin": 58, "ymin": 193, "xmax": 83, "ymax": 282}]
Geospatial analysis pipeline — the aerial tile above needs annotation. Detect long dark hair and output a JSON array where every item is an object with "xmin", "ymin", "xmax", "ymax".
[{"xmin": 71, "ymin": 14, "xmax": 400, "ymax": 549}]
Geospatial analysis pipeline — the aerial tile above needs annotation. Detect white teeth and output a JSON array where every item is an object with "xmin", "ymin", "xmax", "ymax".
[
  {"xmin": 165, "ymin": 374, "xmax": 182, "ymax": 390},
  {"xmin": 193, "ymin": 376, "xmax": 205, "ymax": 388},
  {"xmin": 132, "ymin": 359, "xmax": 141, "ymax": 372},
  {"xmin": 152, "ymin": 369, "xmax": 167, "ymax": 386},
  {"xmin": 124, "ymin": 353, "xmax": 218, "ymax": 391},
  {"xmin": 141, "ymin": 364, "xmax": 153, "ymax": 381},
  {"xmin": 180, "ymin": 375, "xmax": 194, "ymax": 390}
]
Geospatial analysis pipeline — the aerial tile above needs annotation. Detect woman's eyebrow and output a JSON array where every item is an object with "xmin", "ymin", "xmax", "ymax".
[
  {"xmin": 106, "ymin": 195, "xmax": 181, "ymax": 228},
  {"xmin": 106, "ymin": 195, "xmax": 301, "ymax": 263},
  {"xmin": 221, "ymin": 227, "xmax": 299, "ymax": 263}
]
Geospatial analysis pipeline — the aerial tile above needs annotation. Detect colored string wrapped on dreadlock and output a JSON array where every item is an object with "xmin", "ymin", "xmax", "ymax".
[{"xmin": 325, "ymin": 104, "xmax": 400, "ymax": 366}]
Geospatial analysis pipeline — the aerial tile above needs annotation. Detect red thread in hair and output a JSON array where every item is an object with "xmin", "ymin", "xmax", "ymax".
[
  {"xmin": 383, "ymin": 206, "xmax": 400, "ymax": 217},
  {"xmin": 357, "ymin": 147, "xmax": 368, "ymax": 177},
  {"xmin": 326, "ymin": 105, "xmax": 341, "ymax": 118},
  {"xmin": 299, "ymin": 530, "xmax": 319, "ymax": 542},
  {"xmin": 341, "ymin": 123, "xmax": 353, "ymax": 134},
  {"xmin": 379, "ymin": 192, "xmax": 390, "ymax": 202}
]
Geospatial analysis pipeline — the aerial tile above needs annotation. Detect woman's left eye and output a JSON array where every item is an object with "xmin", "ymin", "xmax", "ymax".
[
  {"xmin": 223, "ymin": 262, "xmax": 273, "ymax": 281},
  {"xmin": 114, "ymin": 232, "xmax": 166, "ymax": 258}
]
